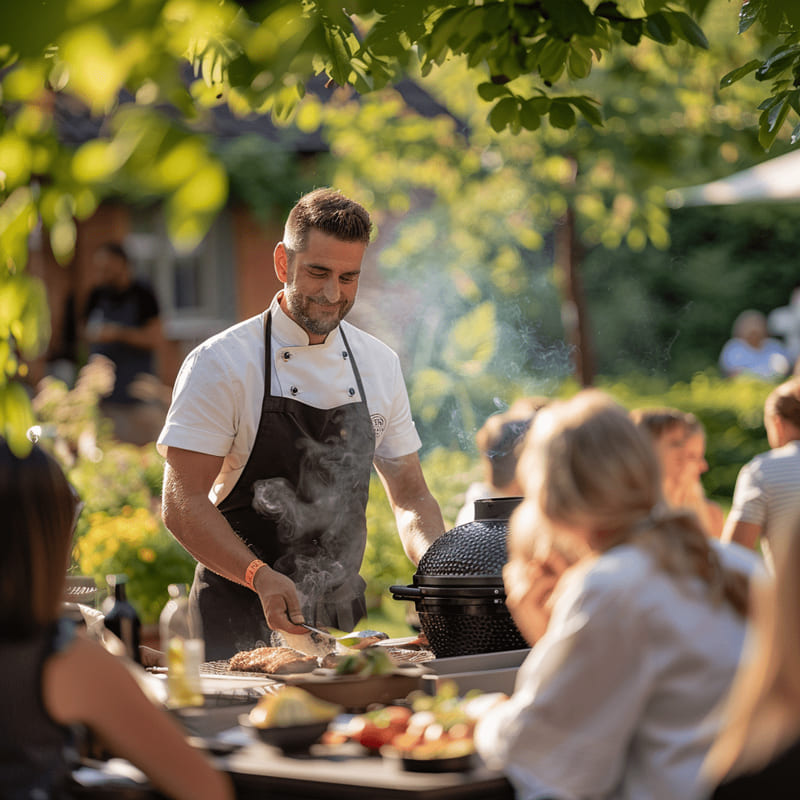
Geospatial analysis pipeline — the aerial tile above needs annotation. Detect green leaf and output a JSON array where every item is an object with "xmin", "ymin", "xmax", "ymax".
[
  {"xmin": 477, "ymin": 82, "xmax": 512, "ymax": 101},
  {"xmin": 621, "ymin": 20, "xmax": 643, "ymax": 46},
  {"xmin": 519, "ymin": 100, "xmax": 543, "ymax": 130},
  {"xmin": 595, "ymin": 2, "xmax": 631, "ymax": 23},
  {"xmin": 322, "ymin": 24, "xmax": 354, "ymax": 87},
  {"xmin": 483, "ymin": 3, "xmax": 511, "ymax": 35},
  {"xmin": 567, "ymin": 41, "xmax": 593, "ymax": 79},
  {"xmin": 424, "ymin": 6, "xmax": 470, "ymax": 62},
  {"xmin": 541, "ymin": 0, "xmax": 597, "ymax": 39},
  {"xmin": 488, "ymin": 96, "xmax": 519, "ymax": 132},
  {"xmin": 738, "ymin": 0, "xmax": 763, "ymax": 33},
  {"xmin": 664, "ymin": 11, "xmax": 709, "ymax": 49},
  {"xmin": 0, "ymin": 381, "xmax": 35, "ymax": 456},
  {"xmin": 467, "ymin": 38, "xmax": 494, "ymax": 69},
  {"xmin": 792, "ymin": 120, "xmax": 800, "ymax": 145},
  {"xmin": 719, "ymin": 59, "xmax": 762, "ymax": 89},
  {"xmin": 549, "ymin": 100, "xmax": 577, "ymax": 129},
  {"xmin": 538, "ymin": 38, "xmax": 569, "ymax": 82},
  {"xmin": 755, "ymin": 46, "xmax": 800, "ymax": 81},
  {"xmin": 758, "ymin": 97, "xmax": 791, "ymax": 149},
  {"xmin": 767, "ymin": 95, "xmax": 790, "ymax": 131},
  {"xmin": 569, "ymin": 95, "xmax": 604, "ymax": 126},
  {"xmin": 459, "ymin": 7, "xmax": 487, "ymax": 47},
  {"xmin": 644, "ymin": 13, "xmax": 673, "ymax": 45}
]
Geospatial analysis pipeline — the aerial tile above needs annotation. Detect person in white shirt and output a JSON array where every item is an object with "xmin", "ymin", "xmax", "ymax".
[
  {"xmin": 722, "ymin": 375, "xmax": 800, "ymax": 574},
  {"xmin": 719, "ymin": 309, "xmax": 790, "ymax": 380},
  {"xmin": 158, "ymin": 188, "xmax": 445, "ymax": 659},
  {"xmin": 474, "ymin": 390, "xmax": 755, "ymax": 800}
]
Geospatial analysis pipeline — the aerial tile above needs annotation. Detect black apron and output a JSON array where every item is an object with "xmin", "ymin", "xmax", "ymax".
[{"xmin": 190, "ymin": 312, "xmax": 376, "ymax": 660}]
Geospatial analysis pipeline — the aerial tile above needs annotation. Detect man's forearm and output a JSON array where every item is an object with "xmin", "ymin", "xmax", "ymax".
[
  {"xmin": 394, "ymin": 492, "xmax": 445, "ymax": 565},
  {"xmin": 162, "ymin": 496, "xmax": 258, "ymax": 586}
]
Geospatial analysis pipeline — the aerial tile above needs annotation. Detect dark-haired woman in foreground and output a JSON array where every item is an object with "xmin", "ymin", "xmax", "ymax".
[{"xmin": 0, "ymin": 439, "xmax": 233, "ymax": 800}]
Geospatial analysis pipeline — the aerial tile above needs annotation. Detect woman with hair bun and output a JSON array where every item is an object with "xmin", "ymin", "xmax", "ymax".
[
  {"xmin": 474, "ymin": 390, "xmax": 758, "ymax": 800},
  {"xmin": 722, "ymin": 376, "xmax": 800, "ymax": 573}
]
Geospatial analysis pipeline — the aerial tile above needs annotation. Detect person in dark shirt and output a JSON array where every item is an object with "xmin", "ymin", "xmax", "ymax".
[{"xmin": 83, "ymin": 242, "xmax": 166, "ymax": 444}]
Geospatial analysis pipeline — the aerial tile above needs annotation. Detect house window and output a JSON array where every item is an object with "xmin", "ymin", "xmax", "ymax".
[{"xmin": 127, "ymin": 208, "xmax": 237, "ymax": 348}]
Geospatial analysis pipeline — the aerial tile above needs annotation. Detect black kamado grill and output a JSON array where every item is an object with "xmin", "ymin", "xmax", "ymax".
[{"xmin": 391, "ymin": 496, "xmax": 528, "ymax": 659}]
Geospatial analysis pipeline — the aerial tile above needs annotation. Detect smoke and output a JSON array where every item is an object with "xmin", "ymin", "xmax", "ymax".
[{"xmin": 251, "ymin": 415, "xmax": 371, "ymax": 620}]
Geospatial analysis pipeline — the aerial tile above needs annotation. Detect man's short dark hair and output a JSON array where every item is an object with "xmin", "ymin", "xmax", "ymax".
[{"xmin": 283, "ymin": 188, "xmax": 372, "ymax": 256}]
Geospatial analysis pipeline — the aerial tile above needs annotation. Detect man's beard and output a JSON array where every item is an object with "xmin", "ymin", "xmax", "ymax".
[{"xmin": 284, "ymin": 285, "xmax": 353, "ymax": 337}]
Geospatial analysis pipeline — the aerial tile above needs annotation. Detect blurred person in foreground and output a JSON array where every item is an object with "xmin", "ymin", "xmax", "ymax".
[
  {"xmin": 83, "ymin": 242, "xmax": 166, "ymax": 445},
  {"xmin": 703, "ymin": 528, "xmax": 800, "ymax": 799},
  {"xmin": 474, "ymin": 390, "xmax": 758, "ymax": 800},
  {"xmin": 631, "ymin": 407, "xmax": 725, "ymax": 538},
  {"xmin": 719, "ymin": 309, "xmax": 790, "ymax": 380},
  {"xmin": 454, "ymin": 396, "xmax": 549, "ymax": 527},
  {"xmin": 722, "ymin": 375, "xmax": 800, "ymax": 573},
  {"xmin": 0, "ymin": 438, "xmax": 232, "ymax": 800}
]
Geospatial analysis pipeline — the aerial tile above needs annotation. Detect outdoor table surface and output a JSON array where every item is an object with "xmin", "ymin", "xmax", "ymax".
[
  {"xmin": 73, "ymin": 702, "xmax": 515, "ymax": 800},
  {"xmin": 186, "ymin": 703, "xmax": 515, "ymax": 800}
]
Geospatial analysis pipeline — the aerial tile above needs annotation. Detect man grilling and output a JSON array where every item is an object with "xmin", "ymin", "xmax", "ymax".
[{"xmin": 158, "ymin": 188, "xmax": 445, "ymax": 660}]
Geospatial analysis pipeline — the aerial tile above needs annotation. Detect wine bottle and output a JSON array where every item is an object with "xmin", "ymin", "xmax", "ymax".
[{"xmin": 104, "ymin": 574, "xmax": 141, "ymax": 664}]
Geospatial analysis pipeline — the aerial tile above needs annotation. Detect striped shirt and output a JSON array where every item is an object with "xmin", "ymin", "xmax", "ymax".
[{"xmin": 727, "ymin": 440, "xmax": 800, "ymax": 572}]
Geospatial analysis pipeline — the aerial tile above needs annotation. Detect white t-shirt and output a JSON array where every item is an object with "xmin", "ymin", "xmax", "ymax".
[
  {"xmin": 157, "ymin": 294, "xmax": 421, "ymax": 504},
  {"xmin": 726, "ymin": 440, "xmax": 800, "ymax": 572},
  {"xmin": 474, "ymin": 541, "xmax": 756, "ymax": 800}
]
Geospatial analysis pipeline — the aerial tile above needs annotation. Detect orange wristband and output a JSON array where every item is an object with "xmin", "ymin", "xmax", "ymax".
[{"xmin": 244, "ymin": 558, "xmax": 267, "ymax": 590}]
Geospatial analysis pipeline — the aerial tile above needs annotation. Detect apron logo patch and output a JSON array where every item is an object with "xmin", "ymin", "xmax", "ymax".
[{"xmin": 371, "ymin": 414, "xmax": 387, "ymax": 439}]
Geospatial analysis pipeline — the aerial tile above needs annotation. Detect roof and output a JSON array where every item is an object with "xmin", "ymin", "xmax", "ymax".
[{"xmin": 52, "ymin": 70, "xmax": 467, "ymax": 154}]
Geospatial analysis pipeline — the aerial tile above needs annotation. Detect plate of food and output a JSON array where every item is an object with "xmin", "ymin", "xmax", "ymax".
[{"xmin": 241, "ymin": 686, "xmax": 342, "ymax": 752}]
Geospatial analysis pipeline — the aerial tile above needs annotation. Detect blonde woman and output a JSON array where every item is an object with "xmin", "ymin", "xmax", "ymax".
[
  {"xmin": 722, "ymin": 376, "xmax": 800, "ymax": 572},
  {"xmin": 703, "ymin": 531, "xmax": 800, "ymax": 798},
  {"xmin": 474, "ymin": 390, "xmax": 757, "ymax": 800}
]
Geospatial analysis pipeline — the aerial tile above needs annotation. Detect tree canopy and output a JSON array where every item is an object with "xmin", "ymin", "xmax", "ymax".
[{"xmin": 1, "ymin": 0, "xmax": 798, "ymax": 450}]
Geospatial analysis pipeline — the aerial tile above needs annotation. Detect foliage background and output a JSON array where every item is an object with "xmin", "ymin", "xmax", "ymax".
[
  {"xmin": 8, "ymin": 0, "xmax": 800, "ymax": 627},
  {"xmin": 33, "ymin": 363, "xmax": 772, "ymax": 624}
]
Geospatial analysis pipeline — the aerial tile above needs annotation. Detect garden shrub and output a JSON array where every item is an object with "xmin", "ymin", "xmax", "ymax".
[
  {"xmin": 73, "ymin": 506, "xmax": 196, "ymax": 624},
  {"xmin": 577, "ymin": 370, "xmax": 773, "ymax": 504}
]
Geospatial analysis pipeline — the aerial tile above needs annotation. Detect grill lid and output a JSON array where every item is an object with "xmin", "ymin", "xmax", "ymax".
[{"xmin": 416, "ymin": 497, "xmax": 522, "ymax": 579}]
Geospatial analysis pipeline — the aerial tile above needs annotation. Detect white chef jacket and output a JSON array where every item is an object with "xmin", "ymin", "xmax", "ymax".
[
  {"xmin": 157, "ymin": 294, "xmax": 421, "ymax": 505},
  {"xmin": 474, "ymin": 541, "xmax": 757, "ymax": 800}
]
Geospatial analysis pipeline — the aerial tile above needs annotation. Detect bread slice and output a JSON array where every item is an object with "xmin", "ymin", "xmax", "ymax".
[{"xmin": 229, "ymin": 646, "xmax": 318, "ymax": 675}]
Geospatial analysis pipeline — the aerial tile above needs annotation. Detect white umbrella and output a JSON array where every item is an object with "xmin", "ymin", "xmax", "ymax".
[{"xmin": 666, "ymin": 147, "xmax": 800, "ymax": 207}]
